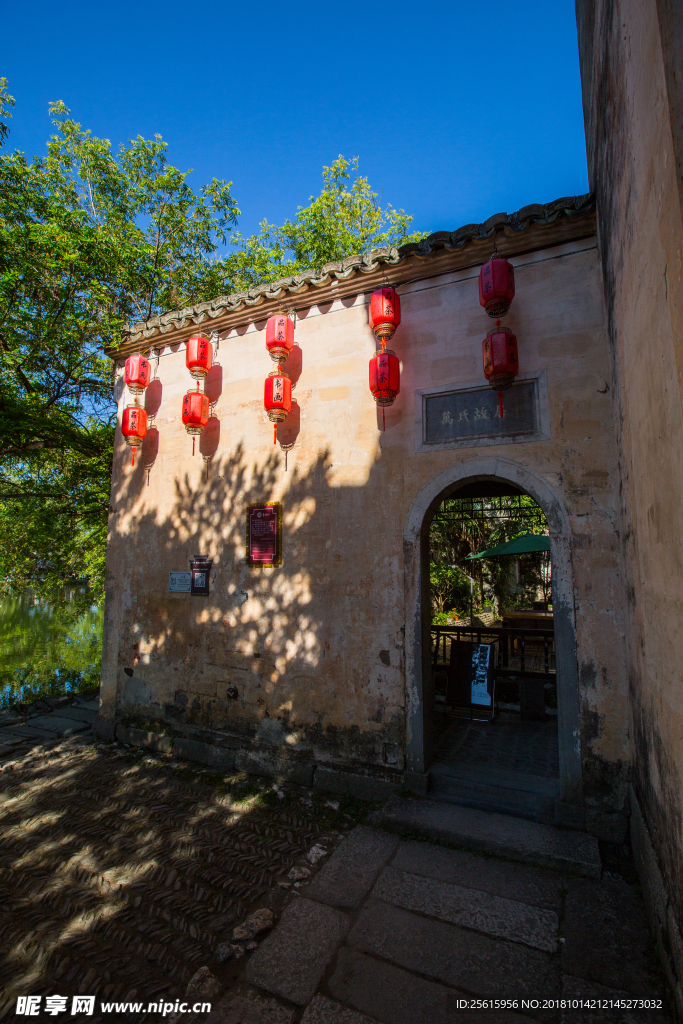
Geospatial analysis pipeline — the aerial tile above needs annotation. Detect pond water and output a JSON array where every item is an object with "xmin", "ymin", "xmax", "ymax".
[{"xmin": 0, "ymin": 590, "xmax": 103, "ymax": 709}]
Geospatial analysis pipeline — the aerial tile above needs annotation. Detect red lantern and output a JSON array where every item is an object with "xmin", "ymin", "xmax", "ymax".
[
  {"xmin": 186, "ymin": 335, "xmax": 213, "ymax": 379},
  {"xmin": 479, "ymin": 255, "xmax": 515, "ymax": 318},
  {"xmin": 483, "ymin": 327, "xmax": 518, "ymax": 390},
  {"xmin": 121, "ymin": 404, "xmax": 147, "ymax": 467},
  {"xmin": 369, "ymin": 287, "xmax": 401, "ymax": 348},
  {"xmin": 369, "ymin": 349, "xmax": 400, "ymax": 430},
  {"xmin": 182, "ymin": 386, "xmax": 210, "ymax": 455},
  {"xmin": 264, "ymin": 370, "xmax": 292, "ymax": 444},
  {"xmin": 266, "ymin": 313, "xmax": 295, "ymax": 363},
  {"xmin": 124, "ymin": 354, "xmax": 151, "ymax": 397}
]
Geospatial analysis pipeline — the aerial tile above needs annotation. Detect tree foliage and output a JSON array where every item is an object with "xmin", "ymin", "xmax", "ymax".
[
  {"xmin": 0, "ymin": 82, "xmax": 424, "ymax": 598},
  {"xmin": 429, "ymin": 495, "xmax": 549, "ymax": 620},
  {"xmin": 221, "ymin": 156, "xmax": 424, "ymax": 292}
]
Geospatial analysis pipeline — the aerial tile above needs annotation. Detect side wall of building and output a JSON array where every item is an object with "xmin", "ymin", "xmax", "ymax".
[
  {"xmin": 101, "ymin": 238, "xmax": 628, "ymax": 826},
  {"xmin": 576, "ymin": 0, "xmax": 683, "ymax": 1009}
]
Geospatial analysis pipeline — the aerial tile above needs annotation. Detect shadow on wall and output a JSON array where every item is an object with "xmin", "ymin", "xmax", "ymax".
[{"xmin": 107, "ymin": 422, "xmax": 406, "ymax": 772}]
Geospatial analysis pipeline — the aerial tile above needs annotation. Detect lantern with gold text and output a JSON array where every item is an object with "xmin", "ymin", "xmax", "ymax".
[
  {"xmin": 121, "ymin": 405, "xmax": 148, "ymax": 467},
  {"xmin": 124, "ymin": 354, "xmax": 151, "ymax": 397},
  {"xmin": 369, "ymin": 286, "xmax": 401, "ymax": 350},
  {"xmin": 479, "ymin": 255, "xmax": 515, "ymax": 319},
  {"xmin": 186, "ymin": 335, "xmax": 213, "ymax": 380},
  {"xmin": 182, "ymin": 386, "xmax": 210, "ymax": 455},
  {"xmin": 369, "ymin": 350, "xmax": 400, "ymax": 431},
  {"xmin": 264, "ymin": 369, "xmax": 292, "ymax": 444},
  {"xmin": 266, "ymin": 313, "xmax": 295, "ymax": 364}
]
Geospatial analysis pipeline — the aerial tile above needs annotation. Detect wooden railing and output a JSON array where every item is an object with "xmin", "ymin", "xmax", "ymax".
[{"xmin": 431, "ymin": 624, "xmax": 556, "ymax": 680}]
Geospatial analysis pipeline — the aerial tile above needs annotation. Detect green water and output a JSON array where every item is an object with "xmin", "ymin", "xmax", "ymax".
[{"xmin": 0, "ymin": 590, "xmax": 103, "ymax": 709}]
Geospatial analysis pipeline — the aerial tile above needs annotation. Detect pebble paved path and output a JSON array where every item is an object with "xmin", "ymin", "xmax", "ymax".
[{"xmin": 0, "ymin": 696, "xmax": 347, "ymax": 1022}]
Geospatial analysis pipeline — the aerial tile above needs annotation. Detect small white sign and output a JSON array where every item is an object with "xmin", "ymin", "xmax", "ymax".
[{"xmin": 169, "ymin": 571, "xmax": 191, "ymax": 593}]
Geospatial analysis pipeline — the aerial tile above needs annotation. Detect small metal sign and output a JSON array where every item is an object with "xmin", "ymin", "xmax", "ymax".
[
  {"xmin": 190, "ymin": 556, "xmax": 212, "ymax": 596},
  {"xmin": 246, "ymin": 503, "xmax": 282, "ymax": 567},
  {"xmin": 169, "ymin": 572, "xmax": 191, "ymax": 593}
]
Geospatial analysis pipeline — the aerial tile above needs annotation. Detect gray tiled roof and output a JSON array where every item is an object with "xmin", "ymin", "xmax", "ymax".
[{"xmin": 121, "ymin": 193, "xmax": 594, "ymax": 351}]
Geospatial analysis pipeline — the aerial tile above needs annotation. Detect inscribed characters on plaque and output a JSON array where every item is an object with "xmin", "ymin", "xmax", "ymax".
[{"xmin": 246, "ymin": 503, "xmax": 282, "ymax": 567}]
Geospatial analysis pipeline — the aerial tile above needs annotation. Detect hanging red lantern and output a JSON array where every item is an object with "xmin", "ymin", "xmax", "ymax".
[
  {"xmin": 124, "ymin": 354, "xmax": 151, "ymax": 397},
  {"xmin": 479, "ymin": 255, "xmax": 515, "ymax": 318},
  {"xmin": 186, "ymin": 335, "xmax": 213, "ymax": 380},
  {"xmin": 121, "ymin": 404, "xmax": 147, "ymax": 467},
  {"xmin": 483, "ymin": 325, "xmax": 519, "ymax": 390},
  {"xmin": 369, "ymin": 350, "xmax": 400, "ymax": 431},
  {"xmin": 369, "ymin": 286, "xmax": 401, "ymax": 348},
  {"xmin": 182, "ymin": 385, "xmax": 210, "ymax": 455},
  {"xmin": 264, "ymin": 369, "xmax": 292, "ymax": 444},
  {"xmin": 266, "ymin": 313, "xmax": 295, "ymax": 363}
]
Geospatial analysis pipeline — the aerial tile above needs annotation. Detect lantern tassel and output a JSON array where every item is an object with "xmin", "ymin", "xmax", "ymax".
[
  {"xmin": 192, "ymin": 436, "xmax": 195, "ymax": 456},
  {"xmin": 498, "ymin": 391, "xmax": 504, "ymax": 419},
  {"xmin": 382, "ymin": 406, "xmax": 386, "ymax": 431},
  {"xmin": 131, "ymin": 448, "xmax": 135, "ymax": 467},
  {"xmin": 273, "ymin": 424, "xmax": 277, "ymax": 445}
]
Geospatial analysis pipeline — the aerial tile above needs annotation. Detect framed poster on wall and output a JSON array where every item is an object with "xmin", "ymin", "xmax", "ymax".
[{"xmin": 246, "ymin": 502, "xmax": 282, "ymax": 567}]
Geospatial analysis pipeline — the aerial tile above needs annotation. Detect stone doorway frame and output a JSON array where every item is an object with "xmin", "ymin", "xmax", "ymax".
[{"xmin": 403, "ymin": 456, "xmax": 584, "ymax": 822}]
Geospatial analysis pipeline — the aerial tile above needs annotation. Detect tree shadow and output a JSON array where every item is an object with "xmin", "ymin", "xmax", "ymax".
[{"xmin": 0, "ymin": 738, "xmax": 338, "ymax": 1012}]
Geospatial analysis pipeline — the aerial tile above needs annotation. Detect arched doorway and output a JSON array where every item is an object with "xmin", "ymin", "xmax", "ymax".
[{"xmin": 403, "ymin": 457, "xmax": 583, "ymax": 827}]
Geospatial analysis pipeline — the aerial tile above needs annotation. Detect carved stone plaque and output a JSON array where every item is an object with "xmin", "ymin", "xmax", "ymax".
[{"xmin": 423, "ymin": 380, "xmax": 539, "ymax": 447}]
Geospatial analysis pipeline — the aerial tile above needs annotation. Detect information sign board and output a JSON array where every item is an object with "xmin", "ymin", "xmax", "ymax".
[
  {"xmin": 169, "ymin": 572, "xmax": 191, "ymax": 592},
  {"xmin": 246, "ymin": 503, "xmax": 282, "ymax": 567},
  {"xmin": 470, "ymin": 644, "xmax": 493, "ymax": 706}
]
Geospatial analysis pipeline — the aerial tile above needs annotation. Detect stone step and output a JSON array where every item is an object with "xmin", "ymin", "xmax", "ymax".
[
  {"xmin": 429, "ymin": 765, "xmax": 559, "ymax": 823},
  {"xmin": 25, "ymin": 715, "xmax": 91, "ymax": 736},
  {"xmin": 55, "ymin": 707, "xmax": 98, "ymax": 725},
  {"xmin": 378, "ymin": 796, "xmax": 601, "ymax": 878}
]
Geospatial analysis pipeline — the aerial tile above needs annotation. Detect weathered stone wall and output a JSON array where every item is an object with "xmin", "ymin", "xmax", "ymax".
[
  {"xmin": 576, "ymin": 0, "xmax": 683, "ymax": 1008},
  {"xmin": 101, "ymin": 235, "xmax": 627, "ymax": 819}
]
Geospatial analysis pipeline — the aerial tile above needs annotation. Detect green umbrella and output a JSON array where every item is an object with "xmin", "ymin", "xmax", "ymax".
[{"xmin": 465, "ymin": 532, "xmax": 550, "ymax": 559}]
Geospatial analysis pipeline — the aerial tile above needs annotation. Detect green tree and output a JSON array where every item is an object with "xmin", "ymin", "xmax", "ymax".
[
  {"xmin": 429, "ymin": 495, "xmax": 549, "ymax": 616},
  {"xmin": 221, "ymin": 156, "xmax": 424, "ymax": 292}
]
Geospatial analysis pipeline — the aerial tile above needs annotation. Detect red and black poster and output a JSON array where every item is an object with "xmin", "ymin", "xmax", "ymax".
[{"xmin": 246, "ymin": 503, "xmax": 282, "ymax": 567}]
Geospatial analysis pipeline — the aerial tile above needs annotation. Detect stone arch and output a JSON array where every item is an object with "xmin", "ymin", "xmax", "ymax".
[{"xmin": 403, "ymin": 456, "xmax": 583, "ymax": 816}]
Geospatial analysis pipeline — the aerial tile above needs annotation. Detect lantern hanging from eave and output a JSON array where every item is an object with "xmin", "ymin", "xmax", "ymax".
[
  {"xmin": 483, "ymin": 325, "xmax": 519, "ymax": 419},
  {"xmin": 266, "ymin": 312, "xmax": 295, "ymax": 363},
  {"xmin": 124, "ymin": 354, "xmax": 151, "ymax": 397},
  {"xmin": 121, "ymin": 404, "xmax": 147, "ymax": 466},
  {"xmin": 479, "ymin": 254, "xmax": 515, "ymax": 319},
  {"xmin": 369, "ymin": 286, "xmax": 401, "ymax": 349},
  {"xmin": 264, "ymin": 369, "xmax": 292, "ymax": 444},
  {"xmin": 182, "ymin": 385, "xmax": 210, "ymax": 455},
  {"xmin": 369, "ymin": 349, "xmax": 400, "ymax": 431},
  {"xmin": 186, "ymin": 335, "xmax": 213, "ymax": 379}
]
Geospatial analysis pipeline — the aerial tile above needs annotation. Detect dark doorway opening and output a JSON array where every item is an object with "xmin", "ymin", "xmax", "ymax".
[{"xmin": 427, "ymin": 479, "xmax": 559, "ymax": 822}]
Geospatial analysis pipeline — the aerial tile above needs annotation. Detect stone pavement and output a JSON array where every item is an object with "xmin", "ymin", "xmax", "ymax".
[
  {"xmin": 0, "ymin": 691, "xmax": 100, "ymax": 758},
  {"xmin": 213, "ymin": 823, "xmax": 670, "ymax": 1024},
  {"xmin": 0, "ymin": 699, "xmax": 672, "ymax": 1024}
]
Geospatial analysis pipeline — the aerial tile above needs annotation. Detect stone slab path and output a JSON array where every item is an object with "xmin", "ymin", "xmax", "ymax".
[
  {"xmin": 0, "ymin": 701, "xmax": 672, "ymax": 1023},
  {"xmin": 230, "ymin": 825, "xmax": 669, "ymax": 1024}
]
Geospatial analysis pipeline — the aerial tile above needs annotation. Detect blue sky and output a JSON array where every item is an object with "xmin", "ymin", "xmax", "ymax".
[{"xmin": 2, "ymin": 0, "xmax": 588, "ymax": 241}]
